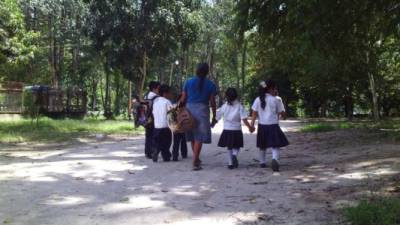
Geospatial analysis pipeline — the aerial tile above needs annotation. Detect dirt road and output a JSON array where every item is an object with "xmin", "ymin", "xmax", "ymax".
[{"xmin": 1, "ymin": 121, "xmax": 399, "ymax": 225}]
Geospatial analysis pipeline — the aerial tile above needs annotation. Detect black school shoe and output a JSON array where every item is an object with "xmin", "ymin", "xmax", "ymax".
[
  {"xmin": 271, "ymin": 159, "xmax": 280, "ymax": 172},
  {"xmin": 260, "ymin": 163, "xmax": 267, "ymax": 168},
  {"xmin": 152, "ymin": 152, "xmax": 159, "ymax": 162},
  {"xmin": 227, "ymin": 165, "xmax": 235, "ymax": 170},
  {"xmin": 232, "ymin": 155, "xmax": 239, "ymax": 168}
]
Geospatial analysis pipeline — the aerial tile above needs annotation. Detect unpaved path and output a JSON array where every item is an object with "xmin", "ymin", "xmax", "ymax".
[{"xmin": 1, "ymin": 121, "xmax": 399, "ymax": 225}]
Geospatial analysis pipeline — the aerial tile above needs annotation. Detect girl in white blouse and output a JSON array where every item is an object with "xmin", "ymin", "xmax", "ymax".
[
  {"xmin": 216, "ymin": 88, "xmax": 254, "ymax": 169},
  {"xmin": 250, "ymin": 80, "xmax": 289, "ymax": 172}
]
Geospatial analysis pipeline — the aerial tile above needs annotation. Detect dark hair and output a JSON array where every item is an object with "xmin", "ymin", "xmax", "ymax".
[
  {"xmin": 196, "ymin": 62, "xmax": 209, "ymax": 91},
  {"xmin": 266, "ymin": 79, "xmax": 277, "ymax": 92},
  {"xmin": 159, "ymin": 84, "xmax": 170, "ymax": 96},
  {"xmin": 259, "ymin": 79, "xmax": 277, "ymax": 109},
  {"xmin": 225, "ymin": 88, "xmax": 238, "ymax": 105},
  {"xmin": 259, "ymin": 84, "xmax": 267, "ymax": 110},
  {"xmin": 148, "ymin": 81, "xmax": 160, "ymax": 91}
]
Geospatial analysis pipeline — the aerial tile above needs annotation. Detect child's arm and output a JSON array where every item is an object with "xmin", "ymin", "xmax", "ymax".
[
  {"xmin": 242, "ymin": 118, "xmax": 255, "ymax": 133},
  {"xmin": 276, "ymin": 97, "xmax": 287, "ymax": 120},
  {"xmin": 239, "ymin": 104, "xmax": 254, "ymax": 133},
  {"xmin": 250, "ymin": 110, "xmax": 257, "ymax": 128},
  {"xmin": 216, "ymin": 104, "xmax": 225, "ymax": 121},
  {"xmin": 279, "ymin": 111, "xmax": 287, "ymax": 120},
  {"xmin": 178, "ymin": 92, "xmax": 187, "ymax": 107}
]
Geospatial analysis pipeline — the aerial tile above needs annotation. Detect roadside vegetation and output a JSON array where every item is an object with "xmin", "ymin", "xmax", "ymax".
[
  {"xmin": 300, "ymin": 119, "xmax": 400, "ymax": 140},
  {"xmin": 0, "ymin": 117, "xmax": 143, "ymax": 143},
  {"xmin": 343, "ymin": 198, "xmax": 400, "ymax": 225}
]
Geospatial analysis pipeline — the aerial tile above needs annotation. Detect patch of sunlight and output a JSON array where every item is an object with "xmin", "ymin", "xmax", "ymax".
[
  {"xmin": 349, "ymin": 159, "xmax": 400, "ymax": 169},
  {"xmin": 337, "ymin": 168, "xmax": 399, "ymax": 180},
  {"xmin": 0, "ymin": 159, "xmax": 147, "ymax": 182},
  {"xmin": 29, "ymin": 176, "xmax": 58, "ymax": 182},
  {"xmin": 44, "ymin": 195, "xmax": 91, "ymax": 206},
  {"xmin": 170, "ymin": 186, "xmax": 200, "ymax": 197},
  {"xmin": 64, "ymin": 153, "xmax": 102, "ymax": 158},
  {"xmin": 1, "ymin": 150, "xmax": 67, "ymax": 160},
  {"xmin": 124, "ymin": 146, "xmax": 141, "ymax": 150},
  {"xmin": 102, "ymin": 196, "xmax": 165, "ymax": 213},
  {"xmin": 163, "ymin": 212, "xmax": 267, "ymax": 225},
  {"xmin": 110, "ymin": 151, "xmax": 136, "ymax": 157},
  {"xmin": 291, "ymin": 174, "xmax": 317, "ymax": 182}
]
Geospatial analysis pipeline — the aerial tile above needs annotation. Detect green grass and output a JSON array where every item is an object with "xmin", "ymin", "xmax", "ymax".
[
  {"xmin": 343, "ymin": 198, "xmax": 400, "ymax": 225},
  {"xmin": 300, "ymin": 122, "xmax": 355, "ymax": 132},
  {"xmin": 0, "ymin": 117, "xmax": 144, "ymax": 143},
  {"xmin": 301, "ymin": 119, "xmax": 400, "ymax": 140}
]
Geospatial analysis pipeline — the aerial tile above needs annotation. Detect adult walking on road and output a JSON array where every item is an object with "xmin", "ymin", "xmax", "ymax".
[{"xmin": 179, "ymin": 63, "xmax": 218, "ymax": 171}]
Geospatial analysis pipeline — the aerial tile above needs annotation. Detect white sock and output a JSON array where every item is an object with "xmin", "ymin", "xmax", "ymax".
[
  {"xmin": 227, "ymin": 150, "xmax": 233, "ymax": 165},
  {"xmin": 259, "ymin": 149, "xmax": 266, "ymax": 164},
  {"xmin": 272, "ymin": 148, "xmax": 280, "ymax": 161},
  {"xmin": 232, "ymin": 148, "xmax": 240, "ymax": 156}
]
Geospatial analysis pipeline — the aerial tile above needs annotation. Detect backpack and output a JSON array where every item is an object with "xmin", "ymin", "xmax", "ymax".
[
  {"xmin": 135, "ymin": 95, "xmax": 159, "ymax": 128},
  {"xmin": 168, "ymin": 106, "xmax": 196, "ymax": 133}
]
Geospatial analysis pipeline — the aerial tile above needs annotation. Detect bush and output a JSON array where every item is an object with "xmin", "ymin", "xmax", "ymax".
[
  {"xmin": 343, "ymin": 198, "xmax": 400, "ymax": 225},
  {"xmin": 300, "ymin": 123, "xmax": 337, "ymax": 132}
]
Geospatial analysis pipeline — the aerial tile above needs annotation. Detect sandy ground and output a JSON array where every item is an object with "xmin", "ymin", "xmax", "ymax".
[{"xmin": 0, "ymin": 121, "xmax": 399, "ymax": 225}]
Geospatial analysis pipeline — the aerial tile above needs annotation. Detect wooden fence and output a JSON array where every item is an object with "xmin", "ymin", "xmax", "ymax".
[{"xmin": 0, "ymin": 82, "xmax": 24, "ymax": 114}]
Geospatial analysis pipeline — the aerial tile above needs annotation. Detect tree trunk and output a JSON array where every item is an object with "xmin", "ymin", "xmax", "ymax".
[
  {"xmin": 104, "ymin": 63, "xmax": 112, "ymax": 119},
  {"xmin": 48, "ymin": 15, "xmax": 57, "ymax": 88},
  {"xmin": 91, "ymin": 78, "xmax": 97, "ymax": 112},
  {"xmin": 114, "ymin": 73, "xmax": 122, "ymax": 116},
  {"xmin": 139, "ymin": 50, "xmax": 147, "ymax": 100},
  {"xmin": 366, "ymin": 51, "xmax": 379, "ymax": 121},
  {"xmin": 241, "ymin": 40, "xmax": 247, "ymax": 94},
  {"xmin": 72, "ymin": 14, "xmax": 81, "ymax": 86},
  {"xmin": 128, "ymin": 80, "xmax": 132, "ymax": 120},
  {"xmin": 343, "ymin": 86, "xmax": 354, "ymax": 120}
]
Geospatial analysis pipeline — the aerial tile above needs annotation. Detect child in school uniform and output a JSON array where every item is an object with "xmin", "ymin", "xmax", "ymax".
[
  {"xmin": 152, "ymin": 84, "xmax": 173, "ymax": 162},
  {"xmin": 216, "ymin": 88, "xmax": 254, "ymax": 169},
  {"xmin": 251, "ymin": 80, "xmax": 289, "ymax": 172},
  {"xmin": 172, "ymin": 94, "xmax": 188, "ymax": 161}
]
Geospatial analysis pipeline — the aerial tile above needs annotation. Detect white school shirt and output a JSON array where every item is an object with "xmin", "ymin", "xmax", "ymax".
[
  {"xmin": 251, "ymin": 94, "xmax": 285, "ymax": 125},
  {"xmin": 152, "ymin": 96, "xmax": 172, "ymax": 129},
  {"xmin": 216, "ymin": 101, "xmax": 248, "ymax": 130},
  {"xmin": 144, "ymin": 91, "xmax": 158, "ymax": 101}
]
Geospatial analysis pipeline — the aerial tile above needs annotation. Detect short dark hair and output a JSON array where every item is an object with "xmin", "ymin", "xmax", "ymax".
[
  {"xmin": 159, "ymin": 84, "xmax": 171, "ymax": 96},
  {"xmin": 225, "ymin": 88, "xmax": 238, "ymax": 105},
  {"xmin": 148, "ymin": 81, "xmax": 160, "ymax": 91}
]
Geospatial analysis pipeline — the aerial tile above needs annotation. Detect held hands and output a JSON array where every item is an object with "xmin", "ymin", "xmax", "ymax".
[
  {"xmin": 211, "ymin": 117, "xmax": 218, "ymax": 128},
  {"xmin": 248, "ymin": 125, "xmax": 256, "ymax": 133}
]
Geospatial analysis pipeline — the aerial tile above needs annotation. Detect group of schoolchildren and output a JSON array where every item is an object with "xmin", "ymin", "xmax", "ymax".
[{"xmin": 138, "ymin": 79, "xmax": 289, "ymax": 172}]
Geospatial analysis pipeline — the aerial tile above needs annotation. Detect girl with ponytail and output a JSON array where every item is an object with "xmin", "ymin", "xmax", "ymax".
[{"xmin": 250, "ymin": 79, "xmax": 289, "ymax": 172}]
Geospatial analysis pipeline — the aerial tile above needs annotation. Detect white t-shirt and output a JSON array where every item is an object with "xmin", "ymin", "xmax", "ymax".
[
  {"xmin": 251, "ymin": 94, "xmax": 285, "ymax": 125},
  {"xmin": 152, "ymin": 97, "xmax": 172, "ymax": 129},
  {"xmin": 144, "ymin": 91, "xmax": 158, "ymax": 101},
  {"xmin": 216, "ymin": 101, "xmax": 248, "ymax": 130}
]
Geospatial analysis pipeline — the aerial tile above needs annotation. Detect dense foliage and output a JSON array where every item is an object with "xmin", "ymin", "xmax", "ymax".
[{"xmin": 0, "ymin": 0, "xmax": 399, "ymax": 119}]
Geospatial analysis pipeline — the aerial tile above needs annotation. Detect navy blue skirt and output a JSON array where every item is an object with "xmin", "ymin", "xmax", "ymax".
[
  {"xmin": 218, "ymin": 130, "xmax": 244, "ymax": 149},
  {"xmin": 257, "ymin": 124, "xmax": 289, "ymax": 149}
]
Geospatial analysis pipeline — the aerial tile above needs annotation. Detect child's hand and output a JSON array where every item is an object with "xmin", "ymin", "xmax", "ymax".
[
  {"xmin": 211, "ymin": 118, "xmax": 218, "ymax": 128},
  {"xmin": 248, "ymin": 125, "xmax": 255, "ymax": 133}
]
